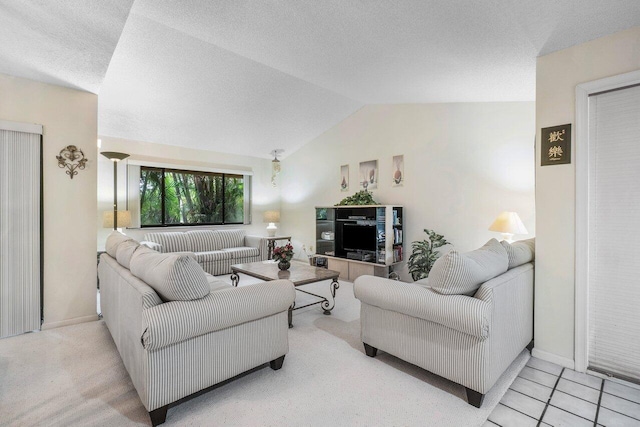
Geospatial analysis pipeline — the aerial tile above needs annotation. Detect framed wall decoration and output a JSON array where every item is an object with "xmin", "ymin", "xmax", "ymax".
[
  {"xmin": 359, "ymin": 160, "xmax": 378, "ymax": 190},
  {"xmin": 392, "ymin": 155, "xmax": 404, "ymax": 187},
  {"xmin": 541, "ymin": 124, "xmax": 571, "ymax": 166},
  {"xmin": 340, "ymin": 164, "xmax": 349, "ymax": 191}
]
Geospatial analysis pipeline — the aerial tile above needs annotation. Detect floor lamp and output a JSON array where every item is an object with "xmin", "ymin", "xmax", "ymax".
[{"xmin": 101, "ymin": 151, "xmax": 130, "ymax": 230}]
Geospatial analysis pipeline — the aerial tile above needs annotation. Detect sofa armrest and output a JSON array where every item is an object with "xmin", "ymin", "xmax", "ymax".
[
  {"xmin": 245, "ymin": 235, "xmax": 270, "ymax": 260},
  {"xmin": 141, "ymin": 279, "xmax": 295, "ymax": 351},
  {"xmin": 354, "ymin": 276, "xmax": 492, "ymax": 339}
]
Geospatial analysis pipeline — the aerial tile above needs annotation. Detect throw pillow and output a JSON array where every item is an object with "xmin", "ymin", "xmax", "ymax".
[
  {"xmin": 430, "ymin": 238, "xmax": 509, "ymax": 295},
  {"xmin": 105, "ymin": 231, "xmax": 134, "ymax": 258},
  {"xmin": 130, "ymin": 246, "xmax": 210, "ymax": 301},
  {"xmin": 140, "ymin": 241, "xmax": 162, "ymax": 251},
  {"xmin": 115, "ymin": 239, "xmax": 140, "ymax": 269},
  {"xmin": 501, "ymin": 238, "xmax": 535, "ymax": 269}
]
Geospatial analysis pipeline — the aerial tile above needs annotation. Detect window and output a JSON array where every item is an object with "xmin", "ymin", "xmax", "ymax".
[{"xmin": 139, "ymin": 167, "xmax": 245, "ymax": 227}]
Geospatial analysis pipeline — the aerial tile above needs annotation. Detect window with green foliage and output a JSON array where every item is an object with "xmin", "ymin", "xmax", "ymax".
[{"xmin": 139, "ymin": 167, "xmax": 245, "ymax": 226}]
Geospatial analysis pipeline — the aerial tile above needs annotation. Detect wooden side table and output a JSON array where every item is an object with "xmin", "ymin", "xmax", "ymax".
[{"xmin": 265, "ymin": 236, "xmax": 292, "ymax": 259}]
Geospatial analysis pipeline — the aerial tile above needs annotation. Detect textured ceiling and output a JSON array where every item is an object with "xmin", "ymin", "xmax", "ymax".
[
  {"xmin": 0, "ymin": 0, "xmax": 134, "ymax": 93},
  {"xmin": 3, "ymin": 1, "xmax": 640, "ymax": 158}
]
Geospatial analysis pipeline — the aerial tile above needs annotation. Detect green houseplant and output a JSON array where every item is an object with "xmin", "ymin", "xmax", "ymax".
[
  {"xmin": 335, "ymin": 190, "xmax": 378, "ymax": 206},
  {"xmin": 408, "ymin": 229, "xmax": 450, "ymax": 281}
]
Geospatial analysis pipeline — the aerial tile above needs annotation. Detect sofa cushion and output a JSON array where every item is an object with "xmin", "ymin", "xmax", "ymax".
[
  {"xmin": 222, "ymin": 246, "xmax": 260, "ymax": 259},
  {"xmin": 195, "ymin": 251, "xmax": 232, "ymax": 263},
  {"xmin": 130, "ymin": 246, "xmax": 210, "ymax": 301},
  {"xmin": 430, "ymin": 239, "xmax": 509, "ymax": 295},
  {"xmin": 501, "ymin": 238, "xmax": 535, "ymax": 269},
  {"xmin": 212, "ymin": 229, "xmax": 246, "ymax": 249},
  {"xmin": 105, "ymin": 231, "xmax": 134, "ymax": 258},
  {"xmin": 204, "ymin": 273, "xmax": 233, "ymax": 292},
  {"xmin": 144, "ymin": 232, "xmax": 193, "ymax": 253},
  {"xmin": 186, "ymin": 230, "xmax": 221, "ymax": 252},
  {"xmin": 115, "ymin": 239, "xmax": 139, "ymax": 269}
]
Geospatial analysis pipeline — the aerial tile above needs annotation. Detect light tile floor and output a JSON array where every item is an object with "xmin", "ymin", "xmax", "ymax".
[{"xmin": 484, "ymin": 357, "xmax": 640, "ymax": 426}]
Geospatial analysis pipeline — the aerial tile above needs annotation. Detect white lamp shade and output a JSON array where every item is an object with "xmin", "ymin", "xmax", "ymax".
[
  {"xmin": 263, "ymin": 211, "xmax": 280, "ymax": 223},
  {"xmin": 488, "ymin": 211, "xmax": 528, "ymax": 235},
  {"xmin": 103, "ymin": 210, "xmax": 132, "ymax": 228}
]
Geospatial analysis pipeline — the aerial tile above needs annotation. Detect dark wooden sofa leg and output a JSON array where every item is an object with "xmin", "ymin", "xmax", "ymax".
[
  {"xmin": 466, "ymin": 388, "xmax": 485, "ymax": 408},
  {"xmin": 363, "ymin": 343, "xmax": 378, "ymax": 357},
  {"xmin": 149, "ymin": 405, "xmax": 168, "ymax": 426},
  {"xmin": 526, "ymin": 340, "xmax": 534, "ymax": 352},
  {"xmin": 270, "ymin": 355, "xmax": 286, "ymax": 370}
]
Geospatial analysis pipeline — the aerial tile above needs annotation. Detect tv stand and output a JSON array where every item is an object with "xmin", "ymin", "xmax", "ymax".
[{"xmin": 315, "ymin": 205, "xmax": 403, "ymax": 280}]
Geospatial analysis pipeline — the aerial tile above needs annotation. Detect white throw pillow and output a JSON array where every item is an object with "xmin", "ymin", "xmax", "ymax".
[
  {"xmin": 140, "ymin": 241, "xmax": 162, "ymax": 252},
  {"xmin": 115, "ymin": 240, "xmax": 140, "ymax": 269},
  {"xmin": 430, "ymin": 239, "xmax": 509, "ymax": 295},
  {"xmin": 501, "ymin": 238, "xmax": 535, "ymax": 269},
  {"xmin": 130, "ymin": 246, "xmax": 210, "ymax": 301},
  {"xmin": 105, "ymin": 231, "xmax": 134, "ymax": 258}
]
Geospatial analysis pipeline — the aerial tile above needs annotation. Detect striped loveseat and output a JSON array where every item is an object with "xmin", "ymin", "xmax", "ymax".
[
  {"xmin": 143, "ymin": 229, "xmax": 269, "ymax": 275},
  {"xmin": 99, "ymin": 231, "xmax": 295, "ymax": 426},
  {"xmin": 354, "ymin": 238, "xmax": 534, "ymax": 408}
]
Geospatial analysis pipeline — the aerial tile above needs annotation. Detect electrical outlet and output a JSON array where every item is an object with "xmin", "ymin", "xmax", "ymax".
[{"xmin": 302, "ymin": 244, "xmax": 306, "ymax": 252}]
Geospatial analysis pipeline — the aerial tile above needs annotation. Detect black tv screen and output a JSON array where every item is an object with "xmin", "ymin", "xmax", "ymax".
[{"xmin": 342, "ymin": 224, "xmax": 376, "ymax": 252}]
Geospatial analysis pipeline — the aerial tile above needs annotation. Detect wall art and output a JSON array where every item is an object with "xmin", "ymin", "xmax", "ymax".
[
  {"xmin": 340, "ymin": 164, "xmax": 349, "ymax": 191},
  {"xmin": 541, "ymin": 124, "xmax": 571, "ymax": 166},
  {"xmin": 392, "ymin": 155, "xmax": 404, "ymax": 187},
  {"xmin": 56, "ymin": 145, "xmax": 87, "ymax": 179},
  {"xmin": 359, "ymin": 159, "xmax": 378, "ymax": 190}
]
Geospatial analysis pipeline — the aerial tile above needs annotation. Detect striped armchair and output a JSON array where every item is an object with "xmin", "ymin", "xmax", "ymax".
[{"xmin": 353, "ymin": 239, "xmax": 534, "ymax": 407}]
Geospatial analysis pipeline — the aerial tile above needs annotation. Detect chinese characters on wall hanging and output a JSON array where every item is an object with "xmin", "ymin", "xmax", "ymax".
[{"xmin": 541, "ymin": 124, "xmax": 571, "ymax": 166}]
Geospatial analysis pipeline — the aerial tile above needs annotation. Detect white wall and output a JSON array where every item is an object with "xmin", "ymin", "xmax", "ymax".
[
  {"xmin": 535, "ymin": 26, "xmax": 640, "ymax": 366},
  {"xmin": 97, "ymin": 136, "xmax": 279, "ymax": 249},
  {"xmin": 0, "ymin": 73, "xmax": 98, "ymax": 329},
  {"xmin": 280, "ymin": 103, "xmax": 535, "ymax": 279}
]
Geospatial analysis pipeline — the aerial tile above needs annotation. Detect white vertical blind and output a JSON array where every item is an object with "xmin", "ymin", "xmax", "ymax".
[
  {"xmin": 588, "ymin": 85, "xmax": 640, "ymax": 381},
  {"xmin": 0, "ymin": 127, "xmax": 41, "ymax": 338}
]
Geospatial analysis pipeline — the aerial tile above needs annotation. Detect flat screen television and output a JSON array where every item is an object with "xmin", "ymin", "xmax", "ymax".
[{"xmin": 342, "ymin": 224, "xmax": 376, "ymax": 252}]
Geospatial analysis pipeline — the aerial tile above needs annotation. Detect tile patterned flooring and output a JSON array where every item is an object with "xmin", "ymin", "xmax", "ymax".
[{"xmin": 485, "ymin": 357, "xmax": 640, "ymax": 426}]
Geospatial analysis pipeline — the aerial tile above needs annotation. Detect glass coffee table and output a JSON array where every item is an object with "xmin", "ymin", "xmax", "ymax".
[{"xmin": 230, "ymin": 261, "xmax": 340, "ymax": 328}]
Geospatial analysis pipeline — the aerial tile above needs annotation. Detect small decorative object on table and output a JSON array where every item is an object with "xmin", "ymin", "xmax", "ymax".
[{"xmin": 272, "ymin": 241, "xmax": 294, "ymax": 271}]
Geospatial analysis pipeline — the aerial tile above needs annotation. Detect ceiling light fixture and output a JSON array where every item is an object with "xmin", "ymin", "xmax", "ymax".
[{"xmin": 271, "ymin": 149, "xmax": 284, "ymax": 187}]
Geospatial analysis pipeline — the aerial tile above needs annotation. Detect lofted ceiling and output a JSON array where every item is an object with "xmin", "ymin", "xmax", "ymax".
[{"xmin": 2, "ymin": 1, "xmax": 640, "ymax": 158}]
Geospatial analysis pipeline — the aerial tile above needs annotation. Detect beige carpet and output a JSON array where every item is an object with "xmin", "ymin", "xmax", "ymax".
[{"xmin": 0, "ymin": 278, "xmax": 528, "ymax": 426}]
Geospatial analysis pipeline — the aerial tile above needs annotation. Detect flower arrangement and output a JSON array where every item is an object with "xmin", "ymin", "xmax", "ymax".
[{"xmin": 272, "ymin": 242, "xmax": 294, "ymax": 262}]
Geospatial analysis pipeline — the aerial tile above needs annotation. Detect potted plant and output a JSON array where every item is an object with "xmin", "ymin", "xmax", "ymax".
[
  {"xmin": 408, "ymin": 229, "xmax": 450, "ymax": 281},
  {"xmin": 272, "ymin": 241, "xmax": 294, "ymax": 270}
]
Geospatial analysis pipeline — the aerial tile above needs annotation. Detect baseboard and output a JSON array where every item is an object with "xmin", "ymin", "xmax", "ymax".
[
  {"xmin": 41, "ymin": 314, "xmax": 99, "ymax": 330},
  {"xmin": 531, "ymin": 348, "xmax": 575, "ymax": 370}
]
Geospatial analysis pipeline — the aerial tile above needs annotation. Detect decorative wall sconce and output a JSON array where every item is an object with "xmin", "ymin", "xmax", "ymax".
[
  {"xmin": 56, "ymin": 145, "xmax": 87, "ymax": 179},
  {"xmin": 271, "ymin": 149, "xmax": 284, "ymax": 187}
]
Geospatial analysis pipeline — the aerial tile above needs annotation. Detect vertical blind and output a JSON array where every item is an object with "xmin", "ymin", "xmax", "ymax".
[
  {"xmin": 588, "ymin": 84, "xmax": 640, "ymax": 382},
  {"xmin": 0, "ymin": 126, "xmax": 41, "ymax": 338}
]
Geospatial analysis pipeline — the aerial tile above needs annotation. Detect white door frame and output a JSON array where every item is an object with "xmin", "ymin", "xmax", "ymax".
[{"xmin": 574, "ymin": 70, "xmax": 640, "ymax": 372}]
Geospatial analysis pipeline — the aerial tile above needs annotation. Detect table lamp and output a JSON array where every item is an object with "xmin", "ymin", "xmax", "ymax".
[
  {"xmin": 488, "ymin": 211, "xmax": 528, "ymax": 243},
  {"xmin": 263, "ymin": 211, "xmax": 280, "ymax": 237}
]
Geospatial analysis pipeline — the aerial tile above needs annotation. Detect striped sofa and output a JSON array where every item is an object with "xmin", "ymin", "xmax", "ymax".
[
  {"xmin": 143, "ymin": 229, "xmax": 269, "ymax": 275},
  {"xmin": 354, "ymin": 238, "xmax": 535, "ymax": 408},
  {"xmin": 99, "ymin": 231, "xmax": 295, "ymax": 426}
]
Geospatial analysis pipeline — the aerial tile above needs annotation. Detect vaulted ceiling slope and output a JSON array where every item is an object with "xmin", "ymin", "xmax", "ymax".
[
  {"xmin": 2, "ymin": 1, "xmax": 640, "ymax": 158},
  {"xmin": 0, "ymin": 0, "xmax": 134, "ymax": 93}
]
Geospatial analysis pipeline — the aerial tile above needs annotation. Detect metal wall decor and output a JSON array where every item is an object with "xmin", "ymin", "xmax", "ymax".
[{"xmin": 56, "ymin": 145, "xmax": 87, "ymax": 179}]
